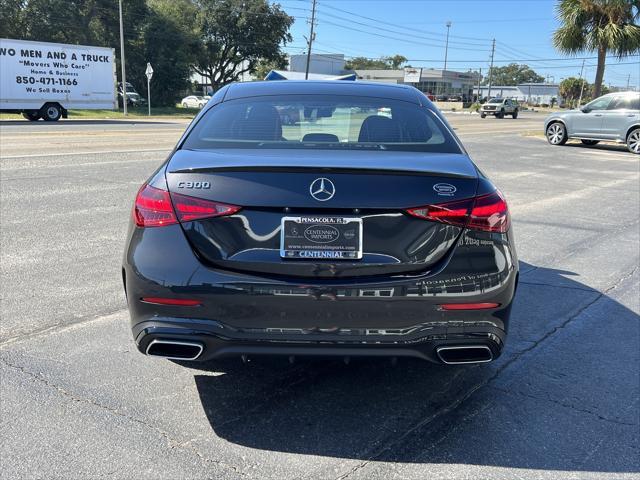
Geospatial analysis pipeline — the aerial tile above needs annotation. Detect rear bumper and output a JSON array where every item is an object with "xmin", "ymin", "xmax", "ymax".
[
  {"xmin": 123, "ymin": 223, "xmax": 518, "ymax": 364},
  {"xmin": 134, "ymin": 320, "xmax": 507, "ymax": 363}
]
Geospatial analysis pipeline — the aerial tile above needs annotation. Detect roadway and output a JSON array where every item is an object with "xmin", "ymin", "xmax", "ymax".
[{"xmin": 1, "ymin": 112, "xmax": 638, "ymax": 479}]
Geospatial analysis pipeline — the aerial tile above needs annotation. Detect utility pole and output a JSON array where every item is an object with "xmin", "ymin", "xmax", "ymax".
[
  {"xmin": 577, "ymin": 59, "xmax": 586, "ymax": 108},
  {"xmin": 627, "ymin": 74, "xmax": 631, "ymax": 90},
  {"xmin": 304, "ymin": 0, "xmax": 317, "ymax": 80},
  {"xmin": 487, "ymin": 39, "xmax": 495, "ymax": 100},
  {"xmin": 476, "ymin": 67, "xmax": 482, "ymax": 102},
  {"xmin": 444, "ymin": 21, "xmax": 452, "ymax": 71},
  {"xmin": 118, "ymin": 0, "xmax": 127, "ymax": 115}
]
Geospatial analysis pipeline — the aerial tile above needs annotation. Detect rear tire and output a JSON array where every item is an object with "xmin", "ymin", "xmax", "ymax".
[
  {"xmin": 22, "ymin": 110, "xmax": 40, "ymax": 121},
  {"xmin": 627, "ymin": 128, "xmax": 640, "ymax": 154},
  {"xmin": 546, "ymin": 122, "xmax": 567, "ymax": 146},
  {"xmin": 581, "ymin": 139, "xmax": 600, "ymax": 146},
  {"xmin": 41, "ymin": 103, "xmax": 62, "ymax": 122},
  {"xmin": 512, "ymin": 109, "xmax": 518, "ymax": 119}
]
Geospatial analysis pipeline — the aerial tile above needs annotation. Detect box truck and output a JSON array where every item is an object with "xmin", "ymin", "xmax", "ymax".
[{"xmin": 0, "ymin": 38, "xmax": 117, "ymax": 121}]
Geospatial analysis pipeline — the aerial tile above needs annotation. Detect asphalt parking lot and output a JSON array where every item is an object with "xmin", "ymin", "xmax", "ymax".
[{"xmin": 1, "ymin": 111, "xmax": 638, "ymax": 479}]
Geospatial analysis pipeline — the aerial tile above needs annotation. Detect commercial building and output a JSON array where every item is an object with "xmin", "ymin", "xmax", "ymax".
[
  {"xmin": 289, "ymin": 53, "xmax": 346, "ymax": 76},
  {"xmin": 354, "ymin": 68, "xmax": 479, "ymax": 98},
  {"xmin": 474, "ymin": 83, "xmax": 560, "ymax": 104}
]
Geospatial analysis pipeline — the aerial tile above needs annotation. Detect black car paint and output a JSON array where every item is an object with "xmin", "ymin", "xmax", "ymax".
[{"xmin": 123, "ymin": 80, "xmax": 518, "ymax": 364}]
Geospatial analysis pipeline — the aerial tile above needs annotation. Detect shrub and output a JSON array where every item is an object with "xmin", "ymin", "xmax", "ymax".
[{"xmin": 469, "ymin": 102, "xmax": 481, "ymax": 112}]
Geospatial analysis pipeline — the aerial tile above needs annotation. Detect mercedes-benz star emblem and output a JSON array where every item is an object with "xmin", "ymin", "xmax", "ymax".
[{"xmin": 309, "ymin": 178, "xmax": 335, "ymax": 202}]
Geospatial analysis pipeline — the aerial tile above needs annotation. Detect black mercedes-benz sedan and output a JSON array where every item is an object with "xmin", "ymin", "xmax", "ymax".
[{"xmin": 123, "ymin": 80, "xmax": 518, "ymax": 365}]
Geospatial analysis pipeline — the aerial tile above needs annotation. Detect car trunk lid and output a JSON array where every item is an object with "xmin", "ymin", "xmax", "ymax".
[{"xmin": 166, "ymin": 149, "xmax": 478, "ymax": 278}]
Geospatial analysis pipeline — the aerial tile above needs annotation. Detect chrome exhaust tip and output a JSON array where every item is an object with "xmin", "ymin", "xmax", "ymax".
[
  {"xmin": 145, "ymin": 339, "xmax": 203, "ymax": 360},
  {"xmin": 436, "ymin": 345, "xmax": 494, "ymax": 365}
]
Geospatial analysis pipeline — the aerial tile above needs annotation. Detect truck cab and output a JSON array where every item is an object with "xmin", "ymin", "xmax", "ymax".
[{"xmin": 480, "ymin": 98, "xmax": 519, "ymax": 119}]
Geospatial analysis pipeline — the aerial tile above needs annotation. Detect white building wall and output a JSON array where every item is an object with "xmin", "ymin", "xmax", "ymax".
[
  {"xmin": 289, "ymin": 54, "xmax": 345, "ymax": 75},
  {"xmin": 474, "ymin": 84, "xmax": 560, "ymax": 104}
]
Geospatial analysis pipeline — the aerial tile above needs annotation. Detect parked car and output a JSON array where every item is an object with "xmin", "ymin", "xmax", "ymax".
[
  {"xmin": 181, "ymin": 95, "xmax": 208, "ymax": 109},
  {"xmin": 544, "ymin": 92, "xmax": 640, "ymax": 154},
  {"xmin": 123, "ymin": 80, "xmax": 518, "ymax": 366},
  {"xmin": 434, "ymin": 94, "xmax": 448, "ymax": 102},
  {"xmin": 447, "ymin": 95, "xmax": 462, "ymax": 102},
  {"xmin": 118, "ymin": 82, "xmax": 145, "ymax": 108},
  {"xmin": 480, "ymin": 98, "xmax": 518, "ymax": 118}
]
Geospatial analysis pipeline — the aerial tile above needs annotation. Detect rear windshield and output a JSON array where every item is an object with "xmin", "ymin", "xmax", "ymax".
[{"xmin": 181, "ymin": 95, "xmax": 462, "ymax": 153}]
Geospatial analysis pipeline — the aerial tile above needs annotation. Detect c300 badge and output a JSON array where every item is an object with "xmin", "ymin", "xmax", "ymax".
[
  {"xmin": 177, "ymin": 181, "xmax": 210, "ymax": 189},
  {"xmin": 433, "ymin": 183, "xmax": 456, "ymax": 196}
]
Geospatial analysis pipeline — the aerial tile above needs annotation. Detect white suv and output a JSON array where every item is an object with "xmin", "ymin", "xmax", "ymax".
[{"xmin": 544, "ymin": 92, "xmax": 640, "ymax": 154}]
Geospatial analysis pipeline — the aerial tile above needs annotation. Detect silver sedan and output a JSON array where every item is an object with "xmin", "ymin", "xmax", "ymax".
[{"xmin": 544, "ymin": 92, "xmax": 640, "ymax": 154}]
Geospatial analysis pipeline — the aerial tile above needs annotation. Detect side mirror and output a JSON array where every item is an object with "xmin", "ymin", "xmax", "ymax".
[{"xmin": 581, "ymin": 107, "xmax": 591, "ymax": 113}]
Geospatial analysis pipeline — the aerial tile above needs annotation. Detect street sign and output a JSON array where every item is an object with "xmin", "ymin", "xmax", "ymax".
[
  {"xmin": 403, "ymin": 67, "xmax": 422, "ymax": 83},
  {"xmin": 145, "ymin": 62, "xmax": 153, "ymax": 116},
  {"xmin": 145, "ymin": 63, "xmax": 153, "ymax": 80}
]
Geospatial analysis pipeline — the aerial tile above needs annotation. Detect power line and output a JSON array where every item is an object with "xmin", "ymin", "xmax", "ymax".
[
  {"xmin": 317, "ymin": 17, "xmax": 490, "ymax": 52},
  {"xmin": 319, "ymin": 2, "xmax": 491, "ymax": 43}
]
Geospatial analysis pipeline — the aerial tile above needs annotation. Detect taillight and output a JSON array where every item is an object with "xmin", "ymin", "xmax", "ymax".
[
  {"xmin": 171, "ymin": 192, "xmax": 241, "ymax": 222},
  {"xmin": 467, "ymin": 191, "xmax": 509, "ymax": 233},
  {"xmin": 134, "ymin": 184, "xmax": 178, "ymax": 227},
  {"xmin": 133, "ymin": 183, "xmax": 240, "ymax": 228},
  {"xmin": 406, "ymin": 198, "xmax": 473, "ymax": 228},
  {"xmin": 406, "ymin": 190, "xmax": 509, "ymax": 233}
]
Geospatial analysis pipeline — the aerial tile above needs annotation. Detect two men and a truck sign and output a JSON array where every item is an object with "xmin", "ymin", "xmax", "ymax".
[{"xmin": 0, "ymin": 38, "xmax": 117, "ymax": 121}]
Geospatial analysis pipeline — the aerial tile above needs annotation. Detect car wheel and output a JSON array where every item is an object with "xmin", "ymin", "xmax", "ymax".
[
  {"xmin": 496, "ymin": 110, "xmax": 504, "ymax": 119},
  {"xmin": 546, "ymin": 122, "xmax": 567, "ymax": 146},
  {"xmin": 480, "ymin": 113, "xmax": 486, "ymax": 118},
  {"xmin": 182, "ymin": 102, "xmax": 188, "ymax": 108},
  {"xmin": 22, "ymin": 110, "xmax": 40, "ymax": 121},
  {"xmin": 41, "ymin": 103, "xmax": 62, "ymax": 122},
  {"xmin": 627, "ymin": 128, "xmax": 640, "ymax": 154},
  {"xmin": 512, "ymin": 109, "xmax": 518, "ymax": 119},
  {"xmin": 581, "ymin": 139, "xmax": 600, "ymax": 146}
]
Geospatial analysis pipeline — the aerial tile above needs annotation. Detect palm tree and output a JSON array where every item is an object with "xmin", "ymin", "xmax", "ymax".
[{"xmin": 553, "ymin": 0, "xmax": 640, "ymax": 98}]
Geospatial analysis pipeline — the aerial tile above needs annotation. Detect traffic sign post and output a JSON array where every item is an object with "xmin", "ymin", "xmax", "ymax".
[{"xmin": 145, "ymin": 63, "xmax": 153, "ymax": 116}]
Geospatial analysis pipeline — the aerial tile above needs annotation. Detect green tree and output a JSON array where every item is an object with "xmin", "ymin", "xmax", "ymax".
[
  {"xmin": 345, "ymin": 54, "xmax": 407, "ymax": 70},
  {"xmin": 0, "ymin": 0, "xmax": 26, "ymax": 39},
  {"xmin": 193, "ymin": 0, "xmax": 293, "ymax": 90},
  {"xmin": 553, "ymin": 0, "xmax": 640, "ymax": 98},
  {"xmin": 253, "ymin": 55, "xmax": 288, "ymax": 80},
  {"xmin": 140, "ymin": 0, "xmax": 199, "ymax": 105},
  {"xmin": 344, "ymin": 57, "xmax": 389, "ymax": 70},
  {"xmin": 3, "ymin": 0, "xmax": 147, "ymax": 48},
  {"xmin": 482, "ymin": 63, "xmax": 545, "ymax": 85},
  {"xmin": 384, "ymin": 54, "xmax": 408, "ymax": 69},
  {"xmin": 559, "ymin": 76, "xmax": 592, "ymax": 106}
]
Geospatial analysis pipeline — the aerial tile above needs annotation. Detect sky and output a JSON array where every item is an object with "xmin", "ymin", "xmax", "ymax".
[{"xmin": 275, "ymin": 0, "xmax": 640, "ymax": 89}]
